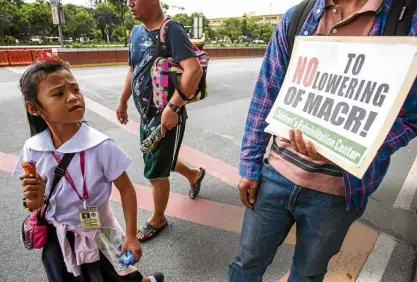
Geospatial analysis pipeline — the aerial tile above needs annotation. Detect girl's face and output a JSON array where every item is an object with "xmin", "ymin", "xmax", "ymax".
[{"xmin": 27, "ymin": 69, "xmax": 85, "ymax": 126}]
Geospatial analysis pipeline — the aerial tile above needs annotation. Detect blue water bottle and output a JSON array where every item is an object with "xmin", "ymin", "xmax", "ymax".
[{"xmin": 119, "ymin": 250, "xmax": 135, "ymax": 265}]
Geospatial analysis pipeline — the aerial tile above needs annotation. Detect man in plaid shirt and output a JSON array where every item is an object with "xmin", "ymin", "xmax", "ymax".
[{"xmin": 227, "ymin": 0, "xmax": 417, "ymax": 281}]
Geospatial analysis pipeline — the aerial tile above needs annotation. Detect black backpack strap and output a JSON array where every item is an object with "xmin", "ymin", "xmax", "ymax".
[
  {"xmin": 157, "ymin": 17, "xmax": 187, "ymax": 58},
  {"xmin": 288, "ymin": 0, "xmax": 316, "ymax": 57},
  {"xmin": 384, "ymin": 0, "xmax": 417, "ymax": 35},
  {"xmin": 37, "ymin": 153, "xmax": 75, "ymax": 225},
  {"xmin": 156, "ymin": 17, "xmax": 174, "ymax": 58}
]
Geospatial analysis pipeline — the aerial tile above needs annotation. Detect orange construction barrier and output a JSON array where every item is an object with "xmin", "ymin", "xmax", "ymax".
[
  {"xmin": 32, "ymin": 49, "xmax": 52, "ymax": 62},
  {"xmin": 0, "ymin": 50, "xmax": 10, "ymax": 67},
  {"xmin": 8, "ymin": 50, "xmax": 34, "ymax": 66}
]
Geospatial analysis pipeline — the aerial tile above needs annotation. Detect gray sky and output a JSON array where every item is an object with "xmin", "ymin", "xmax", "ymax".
[{"xmin": 56, "ymin": 0, "xmax": 303, "ymax": 18}]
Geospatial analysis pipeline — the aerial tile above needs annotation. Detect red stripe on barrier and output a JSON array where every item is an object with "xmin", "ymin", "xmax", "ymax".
[
  {"xmin": 0, "ymin": 50, "xmax": 10, "ymax": 67},
  {"xmin": 8, "ymin": 50, "xmax": 33, "ymax": 66}
]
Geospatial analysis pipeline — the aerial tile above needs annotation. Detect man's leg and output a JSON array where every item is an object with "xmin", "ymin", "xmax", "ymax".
[
  {"xmin": 171, "ymin": 121, "xmax": 205, "ymax": 199},
  {"xmin": 174, "ymin": 160, "xmax": 201, "ymax": 185},
  {"xmin": 288, "ymin": 189, "xmax": 367, "ymax": 282},
  {"xmin": 148, "ymin": 178, "xmax": 170, "ymax": 227},
  {"xmin": 137, "ymin": 124, "xmax": 178, "ymax": 241},
  {"xmin": 227, "ymin": 160, "xmax": 296, "ymax": 282}
]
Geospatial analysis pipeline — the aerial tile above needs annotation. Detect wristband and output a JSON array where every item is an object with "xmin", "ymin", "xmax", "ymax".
[{"xmin": 167, "ymin": 102, "xmax": 181, "ymax": 114}]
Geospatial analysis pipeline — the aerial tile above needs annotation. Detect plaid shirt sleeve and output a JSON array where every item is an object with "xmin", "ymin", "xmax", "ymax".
[
  {"xmin": 239, "ymin": 9, "xmax": 295, "ymax": 181},
  {"xmin": 367, "ymin": 11, "xmax": 417, "ymax": 161},
  {"xmin": 377, "ymin": 78, "xmax": 417, "ymax": 160}
]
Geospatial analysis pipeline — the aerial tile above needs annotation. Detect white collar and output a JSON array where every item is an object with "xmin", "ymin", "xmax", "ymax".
[{"xmin": 25, "ymin": 123, "xmax": 110, "ymax": 153}]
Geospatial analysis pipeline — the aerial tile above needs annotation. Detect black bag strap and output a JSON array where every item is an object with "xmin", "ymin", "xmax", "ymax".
[
  {"xmin": 167, "ymin": 72, "xmax": 195, "ymax": 101},
  {"xmin": 156, "ymin": 17, "xmax": 177, "ymax": 58},
  {"xmin": 287, "ymin": 0, "xmax": 316, "ymax": 58},
  {"xmin": 37, "ymin": 153, "xmax": 75, "ymax": 225},
  {"xmin": 384, "ymin": 0, "xmax": 417, "ymax": 36}
]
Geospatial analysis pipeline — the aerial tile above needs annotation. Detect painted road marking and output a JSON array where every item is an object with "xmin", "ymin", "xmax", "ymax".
[
  {"xmin": 394, "ymin": 154, "xmax": 417, "ymax": 210},
  {"xmin": 356, "ymin": 233, "xmax": 397, "ymax": 282},
  {"xmin": 1, "ymin": 151, "xmax": 378, "ymax": 281}
]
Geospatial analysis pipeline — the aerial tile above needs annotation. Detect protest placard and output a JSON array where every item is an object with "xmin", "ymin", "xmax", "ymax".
[{"xmin": 265, "ymin": 36, "xmax": 417, "ymax": 178}]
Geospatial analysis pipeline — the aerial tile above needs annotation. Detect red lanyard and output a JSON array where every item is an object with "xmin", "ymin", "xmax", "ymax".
[{"xmin": 52, "ymin": 151, "xmax": 88, "ymax": 201}]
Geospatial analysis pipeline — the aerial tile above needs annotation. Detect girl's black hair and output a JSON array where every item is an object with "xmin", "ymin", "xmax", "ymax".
[{"xmin": 19, "ymin": 60, "xmax": 71, "ymax": 137}]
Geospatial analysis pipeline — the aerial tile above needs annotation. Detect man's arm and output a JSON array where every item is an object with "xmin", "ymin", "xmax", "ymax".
[
  {"xmin": 117, "ymin": 66, "xmax": 133, "ymax": 125},
  {"xmin": 121, "ymin": 66, "xmax": 133, "ymax": 103},
  {"xmin": 239, "ymin": 9, "xmax": 295, "ymax": 181},
  {"xmin": 169, "ymin": 57, "xmax": 203, "ymax": 107},
  {"xmin": 160, "ymin": 22, "xmax": 203, "ymax": 136},
  {"xmin": 166, "ymin": 22, "xmax": 203, "ymax": 107}
]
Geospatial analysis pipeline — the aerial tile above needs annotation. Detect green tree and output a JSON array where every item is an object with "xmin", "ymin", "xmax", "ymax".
[
  {"xmin": 94, "ymin": 2, "xmax": 119, "ymax": 41},
  {"xmin": 63, "ymin": 4, "xmax": 89, "ymax": 39},
  {"xmin": 92, "ymin": 29, "xmax": 102, "ymax": 41},
  {"xmin": 218, "ymin": 18, "xmax": 242, "ymax": 42},
  {"xmin": 107, "ymin": 0, "xmax": 128, "ymax": 27},
  {"xmin": 6, "ymin": 0, "xmax": 24, "ymax": 5},
  {"xmin": 67, "ymin": 10, "xmax": 95, "ymax": 40},
  {"xmin": 0, "ymin": 0, "xmax": 16, "ymax": 40},
  {"xmin": 12, "ymin": 7, "xmax": 30, "ymax": 40},
  {"xmin": 0, "ymin": 0, "xmax": 30, "ymax": 42},
  {"xmin": 174, "ymin": 13, "xmax": 191, "ymax": 26},
  {"xmin": 112, "ymin": 25, "xmax": 126, "ymax": 42},
  {"xmin": 22, "ymin": 0, "xmax": 54, "ymax": 38},
  {"xmin": 258, "ymin": 22, "xmax": 274, "ymax": 43}
]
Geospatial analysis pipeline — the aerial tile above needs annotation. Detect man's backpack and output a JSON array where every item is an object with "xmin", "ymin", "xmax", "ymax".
[
  {"xmin": 287, "ymin": 0, "xmax": 417, "ymax": 57},
  {"xmin": 151, "ymin": 18, "xmax": 209, "ymax": 110}
]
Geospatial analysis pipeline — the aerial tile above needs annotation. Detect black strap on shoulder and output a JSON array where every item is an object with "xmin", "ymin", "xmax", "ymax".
[
  {"xmin": 384, "ymin": 0, "xmax": 417, "ymax": 36},
  {"xmin": 288, "ymin": 0, "xmax": 316, "ymax": 57},
  {"xmin": 156, "ymin": 17, "xmax": 174, "ymax": 58},
  {"xmin": 37, "ymin": 153, "xmax": 75, "ymax": 225}
]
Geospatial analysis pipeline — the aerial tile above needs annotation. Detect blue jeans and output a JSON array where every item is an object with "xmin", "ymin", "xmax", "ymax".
[{"xmin": 227, "ymin": 160, "xmax": 366, "ymax": 282}]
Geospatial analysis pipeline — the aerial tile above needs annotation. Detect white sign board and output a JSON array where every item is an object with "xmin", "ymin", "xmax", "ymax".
[
  {"xmin": 265, "ymin": 36, "xmax": 417, "ymax": 179},
  {"xmin": 51, "ymin": 6, "xmax": 60, "ymax": 25}
]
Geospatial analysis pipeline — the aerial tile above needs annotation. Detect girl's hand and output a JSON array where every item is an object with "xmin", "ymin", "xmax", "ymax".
[
  {"xmin": 120, "ymin": 236, "xmax": 143, "ymax": 264},
  {"xmin": 19, "ymin": 173, "xmax": 45, "ymax": 210}
]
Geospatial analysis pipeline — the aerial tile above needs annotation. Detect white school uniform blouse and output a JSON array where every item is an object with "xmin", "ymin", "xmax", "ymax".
[{"xmin": 12, "ymin": 124, "xmax": 137, "ymax": 276}]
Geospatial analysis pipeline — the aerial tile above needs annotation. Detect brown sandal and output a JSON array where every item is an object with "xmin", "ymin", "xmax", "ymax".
[
  {"xmin": 137, "ymin": 221, "xmax": 168, "ymax": 242},
  {"xmin": 189, "ymin": 168, "xmax": 206, "ymax": 199}
]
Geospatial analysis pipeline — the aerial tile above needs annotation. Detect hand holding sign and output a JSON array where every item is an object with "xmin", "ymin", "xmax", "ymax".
[
  {"xmin": 265, "ymin": 36, "xmax": 417, "ymax": 178},
  {"xmin": 289, "ymin": 129, "xmax": 329, "ymax": 162}
]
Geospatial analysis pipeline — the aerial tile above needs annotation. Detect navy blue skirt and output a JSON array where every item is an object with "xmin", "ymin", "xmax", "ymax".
[{"xmin": 42, "ymin": 225, "xmax": 143, "ymax": 282}]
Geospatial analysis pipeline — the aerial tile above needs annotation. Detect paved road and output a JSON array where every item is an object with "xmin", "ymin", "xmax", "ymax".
[{"xmin": 0, "ymin": 58, "xmax": 416, "ymax": 282}]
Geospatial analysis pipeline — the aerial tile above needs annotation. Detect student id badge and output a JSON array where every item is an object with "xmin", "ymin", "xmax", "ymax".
[{"xmin": 78, "ymin": 205, "xmax": 101, "ymax": 229}]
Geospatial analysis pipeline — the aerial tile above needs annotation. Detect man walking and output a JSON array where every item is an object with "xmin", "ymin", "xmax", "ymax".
[
  {"xmin": 117, "ymin": 0, "xmax": 205, "ymax": 242},
  {"xmin": 228, "ymin": 0, "xmax": 417, "ymax": 281}
]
